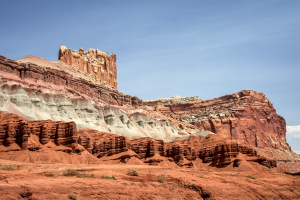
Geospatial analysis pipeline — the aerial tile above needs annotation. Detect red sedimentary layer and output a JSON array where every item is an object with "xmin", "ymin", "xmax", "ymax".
[
  {"xmin": 153, "ymin": 90, "xmax": 290, "ymax": 150},
  {"xmin": 0, "ymin": 110, "xmax": 282, "ymax": 169},
  {"xmin": 0, "ymin": 111, "xmax": 77, "ymax": 149},
  {"xmin": 0, "ymin": 51, "xmax": 294, "ymax": 168},
  {"xmin": 0, "ymin": 55, "xmax": 142, "ymax": 106},
  {"xmin": 77, "ymin": 129, "xmax": 277, "ymax": 168}
]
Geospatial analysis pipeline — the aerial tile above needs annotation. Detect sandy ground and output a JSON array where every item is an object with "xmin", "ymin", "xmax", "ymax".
[{"xmin": 0, "ymin": 159, "xmax": 299, "ymax": 200}]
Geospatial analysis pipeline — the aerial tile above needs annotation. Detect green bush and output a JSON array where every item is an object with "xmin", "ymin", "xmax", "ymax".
[
  {"xmin": 245, "ymin": 175, "xmax": 256, "ymax": 179},
  {"xmin": 127, "ymin": 170, "xmax": 139, "ymax": 176},
  {"xmin": 99, "ymin": 175, "xmax": 117, "ymax": 180},
  {"xmin": 68, "ymin": 194, "xmax": 77, "ymax": 200},
  {"xmin": 158, "ymin": 175, "xmax": 166, "ymax": 183}
]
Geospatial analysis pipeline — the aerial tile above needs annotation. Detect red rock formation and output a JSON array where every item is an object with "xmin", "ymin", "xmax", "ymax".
[
  {"xmin": 0, "ymin": 51, "xmax": 294, "ymax": 170},
  {"xmin": 76, "ymin": 130, "xmax": 129, "ymax": 156},
  {"xmin": 0, "ymin": 111, "xmax": 77, "ymax": 149},
  {"xmin": 0, "ymin": 55, "xmax": 142, "ymax": 106},
  {"xmin": 59, "ymin": 45, "xmax": 117, "ymax": 89},
  {"xmin": 78, "ymin": 129, "xmax": 276, "ymax": 168},
  {"xmin": 0, "ymin": 109, "xmax": 280, "ymax": 169},
  {"xmin": 154, "ymin": 90, "xmax": 290, "ymax": 150}
]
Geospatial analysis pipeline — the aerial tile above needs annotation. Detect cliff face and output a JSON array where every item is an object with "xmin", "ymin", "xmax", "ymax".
[
  {"xmin": 0, "ymin": 55, "xmax": 182, "ymax": 141},
  {"xmin": 0, "ymin": 111, "xmax": 77, "ymax": 150},
  {"xmin": 154, "ymin": 90, "xmax": 290, "ymax": 150},
  {"xmin": 0, "ymin": 48, "xmax": 298, "ymax": 172},
  {"xmin": 0, "ymin": 51, "xmax": 291, "ymax": 152},
  {"xmin": 76, "ymin": 129, "xmax": 277, "ymax": 168},
  {"xmin": 0, "ymin": 113, "xmax": 277, "ymax": 169},
  {"xmin": 58, "ymin": 45, "xmax": 117, "ymax": 89},
  {"xmin": 0, "ymin": 55, "xmax": 138, "ymax": 107}
]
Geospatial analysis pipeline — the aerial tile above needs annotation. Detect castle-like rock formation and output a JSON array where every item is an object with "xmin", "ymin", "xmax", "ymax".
[{"xmin": 59, "ymin": 45, "xmax": 117, "ymax": 89}]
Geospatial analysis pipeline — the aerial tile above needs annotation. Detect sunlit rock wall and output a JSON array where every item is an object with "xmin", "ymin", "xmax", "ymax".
[{"xmin": 59, "ymin": 45, "xmax": 117, "ymax": 89}]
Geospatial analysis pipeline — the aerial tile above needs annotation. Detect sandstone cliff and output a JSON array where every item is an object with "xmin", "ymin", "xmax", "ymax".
[
  {"xmin": 0, "ymin": 111, "xmax": 77, "ymax": 151},
  {"xmin": 154, "ymin": 90, "xmax": 290, "ymax": 150},
  {"xmin": 0, "ymin": 50, "xmax": 293, "ymax": 161},
  {"xmin": 0, "ymin": 113, "xmax": 278, "ymax": 170},
  {"xmin": 59, "ymin": 45, "xmax": 117, "ymax": 89}
]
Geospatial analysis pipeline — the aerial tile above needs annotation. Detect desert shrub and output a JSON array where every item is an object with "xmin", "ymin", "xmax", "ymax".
[
  {"xmin": 68, "ymin": 194, "xmax": 77, "ymax": 200},
  {"xmin": 62, "ymin": 169, "xmax": 94, "ymax": 178},
  {"xmin": 158, "ymin": 175, "xmax": 166, "ymax": 183},
  {"xmin": 127, "ymin": 170, "xmax": 139, "ymax": 176},
  {"xmin": 245, "ymin": 175, "xmax": 256, "ymax": 179},
  {"xmin": 44, "ymin": 172, "xmax": 55, "ymax": 177},
  {"xmin": 63, "ymin": 169, "xmax": 80, "ymax": 177},
  {"xmin": 0, "ymin": 165, "xmax": 17, "ymax": 171},
  {"xmin": 99, "ymin": 175, "xmax": 117, "ymax": 180},
  {"xmin": 77, "ymin": 172, "xmax": 94, "ymax": 178}
]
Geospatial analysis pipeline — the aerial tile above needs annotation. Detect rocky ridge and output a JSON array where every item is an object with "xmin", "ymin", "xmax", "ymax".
[
  {"xmin": 145, "ymin": 95, "xmax": 201, "ymax": 106},
  {"xmin": 0, "ymin": 48, "xmax": 298, "ymax": 172},
  {"xmin": 154, "ymin": 90, "xmax": 290, "ymax": 150}
]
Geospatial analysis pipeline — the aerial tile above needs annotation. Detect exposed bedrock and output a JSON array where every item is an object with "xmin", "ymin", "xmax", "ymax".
[
  {"xmin": 0, "ymin": 112, "xmax": 276, "ymax": 169},
  {"xmin": 0, "ymin": 82, "xmax": 183, "ymax": 141},
  {"xmin": 0, "ymin": 54, "xmax": 291, "ymax": 151},
  {"xmin": 102, "ymin": 106, "xmax": 179, "ymax": 140},
  {"xmin": 0, "ymin": 55, "xmax": 142, "ymax": 107},
  {"xmin": 155, "ymin": 90, "xmax": 290, "ymax": 150},
  {"xmin": 58, "ymin": 45, "xmax": 118, "ymax": 89},
  {"xmin": 77, "ymin": 129, "xmax": 277, "ymax": 168},
  {"xmin": 0, "ymin": 111, "xmax": 77, "ymax": 150}
]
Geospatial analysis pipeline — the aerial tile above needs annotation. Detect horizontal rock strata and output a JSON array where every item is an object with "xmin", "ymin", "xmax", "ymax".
[
  {"xmin": 0, "ymin": 55, "xmax": 141, "ymax": 107},
  {"xmin": 154, "ymin": 90, "xmax": 290, "ymax": 150},
  {"xmin": 145, "ymin": 95, "xmax": 201, "ymax": 106},
  {"xmin": 0, "ymin": 50, "xmax": 295, "ymax": 169}
]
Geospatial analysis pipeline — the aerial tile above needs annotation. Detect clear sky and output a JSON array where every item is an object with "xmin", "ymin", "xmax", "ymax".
[{"xmin": 0, "ymin": 0, "xmax": 299, "ymax": 152}]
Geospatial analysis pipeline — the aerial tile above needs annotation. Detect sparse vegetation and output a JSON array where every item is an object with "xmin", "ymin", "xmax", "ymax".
[
  {"xmin": 245, "ymin": 175, "xmax": 256, "ymax": 179},
  {"xmin": 44, "ymin": 172, "xmax": 56, "ymax": 177},
  {"xmin": 62, "ymin": 169, "xmax": 94, "ymax": 178},
  {"xmin": 99, "ymin": 175, "xmax": 117, "ymax": 180},
  {"xmin": 63, "ymin": 169, "xmax": 80, "ymax": 176},
  {"xmin": 68, "ymin": 194, "xmax": 77, "ymax": 200},
  {"xmin": 0, "ymin": 165, "xmax": 17, "ymax": 171},
  {"xmin": 158, "ymin": 175, "xmax": 166, "ymax": 183},
  {"xmin": 77, "ymin": 172, "xmax": 94, "ymax": 178},
  {"xmin": 127, "ymin": 170, "xmax": 139, "ymax": 176}
]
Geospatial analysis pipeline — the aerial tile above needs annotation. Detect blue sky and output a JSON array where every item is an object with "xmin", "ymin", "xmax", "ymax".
[{"xmin": 0, "ymin": 0, "xmax": 299, "ymax": 152}]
